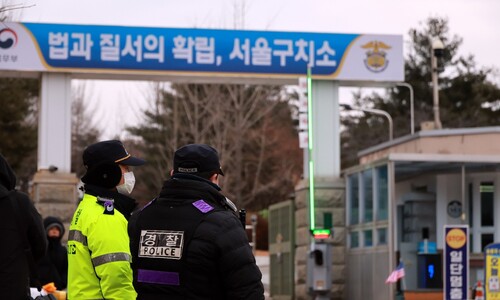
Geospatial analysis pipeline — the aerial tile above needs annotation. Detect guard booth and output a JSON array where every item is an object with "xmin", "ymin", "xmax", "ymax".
[{"xmin": 343, "ymin": 126, "xmax": 500, "ymax": 300}]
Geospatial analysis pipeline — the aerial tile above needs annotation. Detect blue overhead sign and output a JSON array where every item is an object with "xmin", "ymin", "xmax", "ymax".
[{"xmin": 0, "ymin": 22, "xmax": 404, "ymax": 82}]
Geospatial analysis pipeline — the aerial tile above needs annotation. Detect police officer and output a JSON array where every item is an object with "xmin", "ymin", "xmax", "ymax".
[
  {"xmin": 67, "ymin": 140, "xmax": 145, "ymax": 299},
  {"xmin": 129, "ymin": 144, "xmax": 264, "ymax": 299},
  {"xmin": 0, "ymin": 153, "xmax": 46, "ymax": 300}
]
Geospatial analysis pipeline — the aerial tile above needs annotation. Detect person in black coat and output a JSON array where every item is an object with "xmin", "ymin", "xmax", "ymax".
[
  {"xmin": 0, "ymin": 153, "xmax": 47, "ymax": 300},
  {"xmin": 129, "ymin": 144, "xmax": 264, "ymax": 300},
  {"xmin": 37, "ymin": 216, "xmax": 68, "ymax": 290}
]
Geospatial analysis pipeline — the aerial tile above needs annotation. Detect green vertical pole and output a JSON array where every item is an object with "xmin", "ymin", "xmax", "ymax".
[{"xmin": 307, "ymin": 67, "xmax": 315, "ymax": 231}]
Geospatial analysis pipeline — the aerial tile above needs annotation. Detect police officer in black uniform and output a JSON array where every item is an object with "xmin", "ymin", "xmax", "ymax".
[{"xmin": 128, "ymin": 144, "xmax": 264, "ymax": 300}]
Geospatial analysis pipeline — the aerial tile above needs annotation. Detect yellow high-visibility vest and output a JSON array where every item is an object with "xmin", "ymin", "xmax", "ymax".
[{"xmin": 67, "ymin": 193, "xmax": 136, "ymax": 300}]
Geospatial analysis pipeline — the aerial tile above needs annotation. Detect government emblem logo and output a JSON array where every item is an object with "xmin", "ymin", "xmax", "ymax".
[
  {"xmin": 0, "ymin": 28, "xmax": 18, "ymax": 49},
  {"xmin": 361, "ymin": 40, "xmax": 391, "ymax": 73}
]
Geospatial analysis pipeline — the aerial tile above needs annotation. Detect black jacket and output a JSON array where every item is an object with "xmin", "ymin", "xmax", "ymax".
[
  {"xmin": 129, "ymin": 174, "xmax": 264, "ymax": 300},
  {"xmin": 37, "ymin": 216, "xmax": 68, "ymax": 290},
  {"xmin": 0, "ymin": 154, "xmax": 47, "ymax": 300}
]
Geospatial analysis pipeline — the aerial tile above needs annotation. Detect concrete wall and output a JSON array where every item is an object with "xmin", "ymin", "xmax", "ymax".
[
  {"xmin": 32, "ymin": 170, "xmax": 79, "ymax": 242},
  {"xmin": 347, "ymin": 249, "xmax": 390, "ymax": 300},
  {"xmin": 294, "ymin": 177, "xmax": 345, "ymax": 299}
]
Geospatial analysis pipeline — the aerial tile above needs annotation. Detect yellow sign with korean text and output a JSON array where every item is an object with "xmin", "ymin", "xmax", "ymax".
[{"xmin": 485, "ymin": 244, "xmax": 500, "ymax": 299}]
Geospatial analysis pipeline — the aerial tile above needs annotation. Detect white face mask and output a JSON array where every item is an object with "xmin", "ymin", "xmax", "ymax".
[{"xmin": 116, "ymin": 171, "xmax": 135, "ymax": 195}]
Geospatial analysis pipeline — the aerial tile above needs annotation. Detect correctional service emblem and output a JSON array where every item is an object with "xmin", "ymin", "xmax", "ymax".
[
  {"xmin": 139, "ymin": 230, "xmax": 184, "ymax": 260},
  {"xmin": 361, "ymin": 40, "xmax": 391, "ymax": 73}
]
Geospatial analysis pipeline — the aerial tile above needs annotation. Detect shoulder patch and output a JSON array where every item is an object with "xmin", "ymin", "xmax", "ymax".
[
  {"xmin": 97, "ymin": 196, "xmax": 114, "ymax": 215},
  {"xmin": 140, "ymin": 197, "xmax": 157, "ymax": 212},
  {"xmin": 192, "ymin": 199, "xmax": 214, "ymax": 213},
  {"xmin": 103, "ymin": 199, "xmax": 114, "ymax": 215}
]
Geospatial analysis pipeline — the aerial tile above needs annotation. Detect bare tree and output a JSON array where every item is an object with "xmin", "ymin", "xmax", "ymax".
[
  {"xmin": 0, "ymin": 1, "xmax": 34, "ymax": 21},
  {"xmin": 71, "ymin": 82, "xmax": 101, "ymax": 177},
  {"xmin": 128, "ymin": 83, "xmax": 302, "ymax": 210}
]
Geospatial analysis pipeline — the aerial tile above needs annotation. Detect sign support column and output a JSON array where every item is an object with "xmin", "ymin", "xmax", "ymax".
[
  {"xmin": 32, "ymin": 73, "xmax": 79, "ymax": 240},
  {"xmin": 297, "ymin": 77, "xmax": 344, "ymax": 299},
  {"xmin": 38, "ymin": 73, "xmax": 72, "ymax": 172}
]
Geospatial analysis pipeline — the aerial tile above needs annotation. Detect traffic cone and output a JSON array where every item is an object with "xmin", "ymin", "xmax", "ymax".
[{"xmin": 475, "ymin": 280, "xmax": 484, "ymax": 300}]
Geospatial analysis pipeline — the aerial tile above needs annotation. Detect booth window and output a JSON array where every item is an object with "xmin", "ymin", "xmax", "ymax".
[
  {"xmin": 482, "ymin": 234, "xmax": 494, "ymax": 250},
  {"xmin": 480, "ymin": 182, "xmax": 494, "ymax": 226},
  {"xmin": 348, "ymin": 174, "xmax": 359, "ymax": 225},
  {"xmin": 346, "ymin": 164, "xmax": 389, "ymax": 249},
  {"xmin": 363, "ymin": 230, "xmax": 373, "ymax": 247},
  {"xmin": 363, "ymin": 170, "xmax": 373, "ymax": 222},
  {"xmin": 350, "ymin": 231, "xmax": 359, "ymax": 248},
  {"xmin": 468, "ymin": 183, "xmax": 473, "ymax": 228},
  {"xmin": 469, "ymin": 181, "xmax": 495, "ymax": 253},
  {"xmin": 377, "ymin": 228, "xmax": 387, "ymax": 245},
  {"xmin": 376, "ymin": 165, "xmax": 388, "ymax": 221}
]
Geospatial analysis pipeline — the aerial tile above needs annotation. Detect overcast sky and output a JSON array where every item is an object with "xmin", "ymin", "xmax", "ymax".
[{"xmin": 18, "ymin": 0, "xmax": 500, "ymax": 139}]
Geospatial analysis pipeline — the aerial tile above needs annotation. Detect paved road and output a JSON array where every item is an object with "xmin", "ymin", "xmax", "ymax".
[{"xmin": 256, "ymin": 253, "xmax": 270, "ymax": 299}]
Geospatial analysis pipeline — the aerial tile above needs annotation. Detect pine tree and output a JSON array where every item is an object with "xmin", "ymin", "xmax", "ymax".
[
  {"xmin": 0, "ymin": 78, "xmax": 39, "ymax": 191},
  {"xmin": 341, "ymin": 17, "xmax": 500, "ymax": 169}
]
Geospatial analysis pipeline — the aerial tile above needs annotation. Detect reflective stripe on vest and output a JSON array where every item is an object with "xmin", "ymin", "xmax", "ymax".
[
  {"xmin": 68, "ymin": 229, "xmax": 88, "ymax": 246},
  {"xmin": 92, "ymin": 252, "xmax": 131, "ymax": 267}
]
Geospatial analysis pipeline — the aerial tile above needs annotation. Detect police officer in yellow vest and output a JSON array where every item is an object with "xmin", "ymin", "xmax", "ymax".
[{"xmin": 68, "ymin": 140, "xmax": 145, "ymax": 299}]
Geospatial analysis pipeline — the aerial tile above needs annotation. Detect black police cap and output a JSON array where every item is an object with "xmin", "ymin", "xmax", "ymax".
[
  {"xmin": 81, "ymin": 140, "xmax": 145, "ymax": 188},
  {"xmin": 83, "ymin": 140, "xmax": 145, "ymax": 167},
  {"xmin": 173, "ymin": 144, "xmax": 224, "ymax": 176}
]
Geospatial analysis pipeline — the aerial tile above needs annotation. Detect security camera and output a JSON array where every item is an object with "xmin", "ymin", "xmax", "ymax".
[{"xmin": 431, "ymin": 37, "xmax": 444, "ymax": 58}]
